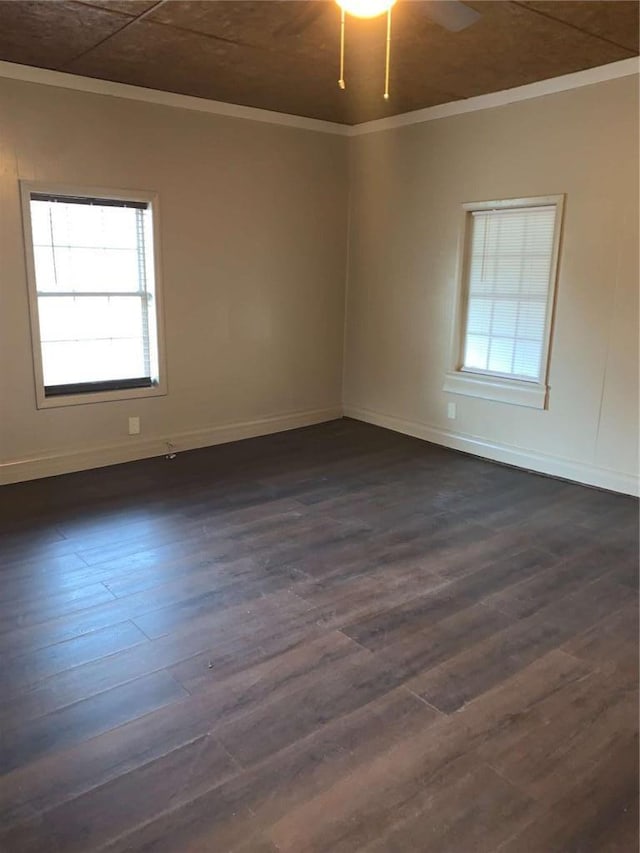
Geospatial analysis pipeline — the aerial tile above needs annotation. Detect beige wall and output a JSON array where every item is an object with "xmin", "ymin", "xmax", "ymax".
[
  {"xmin": 0, "ymin": 78, "xmax": 348, "ymax": 480},
  {"xmin": 1, "ymin": 72, "xmax": 638, "ymax": 492},
  {"xmin": 344, "ymin": 75, "xmax": 639, "ymax": 493}
]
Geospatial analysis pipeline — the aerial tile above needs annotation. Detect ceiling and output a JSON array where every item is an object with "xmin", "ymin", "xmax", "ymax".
[{"xmin": 0, "ymin": 0, "xmax": 637, "ymax": 125}]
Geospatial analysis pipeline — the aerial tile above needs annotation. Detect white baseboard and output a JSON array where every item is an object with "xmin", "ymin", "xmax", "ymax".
[
  {"xmin": 3, "ymin": 403, "xmax": 637, "ymax": 496},
  {"xmin": 0, "ymin": 406, "xmax": 342, "ymax": 485},
  {"xmin": 344, "ymin": 405, "xmax": 639, "ymax": 497}
]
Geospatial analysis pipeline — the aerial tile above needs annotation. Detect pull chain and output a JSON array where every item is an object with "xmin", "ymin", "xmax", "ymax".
[
  {"xmin": 338, "ymin": 3, "xmax": 392, "ymax": 100},
  {"xmin": 338, "ymin": 8, "xmax": 346, "ymax": 90},
  {"xmin": 384, "ymin": 6, "xmax": 392, "ymax": 100}
]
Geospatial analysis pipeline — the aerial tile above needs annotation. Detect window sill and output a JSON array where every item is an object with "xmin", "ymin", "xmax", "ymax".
[
  {"xmin": 35, "ymin": 382, "xmax": 167, "ymax": 409},
  {"xmin": 443, "ymin": 371, "xmax": 547, "ymax": 410}
]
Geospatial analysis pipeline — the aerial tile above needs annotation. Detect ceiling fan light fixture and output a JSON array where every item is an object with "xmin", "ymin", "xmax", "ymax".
[
  {"xmin": 336, "ymin": 0, "xmax": 396, "ymax": 19},
  {"xmin": 336, "ymin": 0, "xmax": 396, "ymax": 100}
]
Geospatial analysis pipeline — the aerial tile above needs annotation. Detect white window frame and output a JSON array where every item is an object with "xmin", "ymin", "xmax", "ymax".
[
  {"xmin": 20, "ymin": 181, "xmax": 168, "ymax": 409},
  {"xmin": 443, "ymin": 194, "xmax": 564, "ymax": 410}
]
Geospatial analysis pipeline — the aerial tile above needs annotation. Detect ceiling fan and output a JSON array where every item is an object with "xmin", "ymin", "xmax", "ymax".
[
  {"xmin": 409, "ymin": 0, "xmax": 482, "ymax": 33},
  {"xmin": 280, "ymin": 1, "xmax": 481, "ymax": 36},
  {"xmin": 337, "ymin": 0, "xmax": 481, "ymax": 99},
  {"xmin": 280, "ymin": 1, "xmax": 482, "ymax": 101}
]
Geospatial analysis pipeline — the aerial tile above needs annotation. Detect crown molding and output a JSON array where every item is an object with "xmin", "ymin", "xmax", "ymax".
[
  {"xmin": 0, "ymin": 56, "xmax": 637, "ymax": 138},
  {"xmin": 0, "ymin": 60, "xmax": 350, "ymax": 136},
  {"xmin": 348, "ymin": 57, "xmax": 640, "ymax": 136}
]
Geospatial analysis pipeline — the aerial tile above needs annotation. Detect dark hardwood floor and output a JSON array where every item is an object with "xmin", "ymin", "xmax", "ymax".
[{"xmin": 0, "ymin": 417, "xmax": 637, "ymax": 852}]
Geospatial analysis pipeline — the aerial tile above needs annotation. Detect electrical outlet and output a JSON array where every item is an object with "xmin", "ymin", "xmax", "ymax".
[
  {"xmin": 447, "ymin": 402, "xmax": 456, "ymax": 420},
  {"xmin": 128, "ymin": 416, "xmax": 140, "ymax": 435}
]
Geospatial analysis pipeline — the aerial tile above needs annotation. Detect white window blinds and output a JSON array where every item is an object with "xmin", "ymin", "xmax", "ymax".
[
  {"xmin": 29, "ymin": 194, "xmax": 159, "ymax": 397},
  {"xmin": 462, "ymin": 205, "xmax": 557, "ymax": 383}
]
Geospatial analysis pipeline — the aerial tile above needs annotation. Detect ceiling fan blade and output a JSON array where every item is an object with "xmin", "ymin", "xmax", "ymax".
[{"xmin": 420, "ymin": 1, "xmax": 482, "ymax": 32}]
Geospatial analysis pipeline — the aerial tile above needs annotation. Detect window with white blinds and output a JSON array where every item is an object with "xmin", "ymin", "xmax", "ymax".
[
  {"xmin": 23, "ymin": 188, "xmax": 163, "ymax": 405},
  {"xmin": 445, "ymin": 196, "xmax": 563, "ymax": 409},
  {"xmin": 462, "ymin": 205, "xmax": 558, "ymax": 382}
]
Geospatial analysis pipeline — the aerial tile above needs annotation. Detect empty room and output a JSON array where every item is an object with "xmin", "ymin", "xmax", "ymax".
[{"xmin": 0, "ymin": 0, "xmax": 638, "ymax": 850}]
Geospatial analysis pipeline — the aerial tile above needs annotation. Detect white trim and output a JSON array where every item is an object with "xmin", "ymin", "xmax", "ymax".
[
  {"xmin": 0, "ymin": 406, "xmax": 342, "ymax": 485},
  {"xmin": 3, "ymin": 403, "xmax": 636, "ymax": 494},
  {"xmin": 446, "ymin": 194, "xmax": 565, "ymax": 411},
  {"xmin": 343, "ymin": 405, "xmax": 639, "ymax": 497},
  {"xmin": 0, "ymin": 61, "xmax": 349, "ymax": 136},
  {"xmin": 349, "ymin": 57, "xmax": 640, "ymax": 135},
  {"xmin": 461, "ymin": 196, "xmax": 563, "ymax": 213},
  {"xmin": 19, "ymin": 180, "xmax": 168, "ymax": 409},
  {"xmin": 443, "ymin": 372, "xmax": 547, "ymax": 409},
  {"xmin": 0, "ymin": 57, "xmax": 636, "ymax": 136}
]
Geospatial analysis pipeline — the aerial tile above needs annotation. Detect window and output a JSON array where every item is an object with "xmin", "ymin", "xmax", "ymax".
[
  {"xmin": 21, "ymin": 183, "xmax": 166, "ymax": 408},
  {"xmin": 444, "ymin": 195, "xmax": 564, "ymax": 409}
]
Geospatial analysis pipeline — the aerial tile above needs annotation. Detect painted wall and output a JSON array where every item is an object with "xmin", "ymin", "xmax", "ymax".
[
  {"xmin": 1, "ymin": 71, "xmax": 638, "ymax": 493},
  {"xmin": 343, "ymin": 74, "xmax": 639, "ymax": 494},
  {"xmin": 0, "ymin": 77, "xmax": 348, "ymax": 481}
]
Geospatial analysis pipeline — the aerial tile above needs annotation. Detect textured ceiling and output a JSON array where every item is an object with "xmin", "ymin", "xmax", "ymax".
[{"xmin": 0, "ymin": 0, "xmax": 637, "ymax": 125}]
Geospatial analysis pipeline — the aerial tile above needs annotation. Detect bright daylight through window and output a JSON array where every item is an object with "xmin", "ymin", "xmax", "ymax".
[
  {"xmin": 445, "ymin": 196, "xmax": 563, "ymax": 409},
  {"xmin": 463, "ymin": 205, "xmax": 557, "ymax": 380},
  {"xmin": 23, "ymin": 188, "xmax": 163, "ymax": 406}
]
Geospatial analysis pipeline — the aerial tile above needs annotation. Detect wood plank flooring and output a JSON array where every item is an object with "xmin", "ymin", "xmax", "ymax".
[{"xmin": 0, "ymin": 417, "xmax": 637, "ymax": 852}]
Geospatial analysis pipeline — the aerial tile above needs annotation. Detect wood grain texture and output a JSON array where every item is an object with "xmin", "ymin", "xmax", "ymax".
[{"xmin": 0, "ymin": 418, "xmax": 637, "ymax": 851}]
